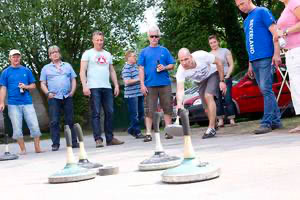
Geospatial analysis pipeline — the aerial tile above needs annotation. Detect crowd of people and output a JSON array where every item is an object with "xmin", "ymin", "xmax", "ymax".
[{"xmin": 0, "ymin": 0, "xmax": 299, "ymax": 154}]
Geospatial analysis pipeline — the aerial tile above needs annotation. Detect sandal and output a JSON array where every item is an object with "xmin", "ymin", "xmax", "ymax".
[{"xmin": 289, "ymin": 126, "xmax": 300, "ymax": 133}]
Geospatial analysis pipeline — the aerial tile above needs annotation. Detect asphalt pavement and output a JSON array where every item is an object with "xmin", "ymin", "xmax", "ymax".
[{"xmin": 1, "ymin": 126, "xmax": 300, "ymax": 200}]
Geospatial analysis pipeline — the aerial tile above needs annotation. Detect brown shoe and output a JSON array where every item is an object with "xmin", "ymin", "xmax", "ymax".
[
  {"xmin": 96, "ymin": 140, "xmax": 104, "ymax": 148},
  {"xmin": 107, "ymin": 137, "xmax": 124, "ymax": 146}
]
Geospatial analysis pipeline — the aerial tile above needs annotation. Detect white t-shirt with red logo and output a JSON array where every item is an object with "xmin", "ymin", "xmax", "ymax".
[
  {"xmin": 81, "ymin": 48, "xmax": 113, "ymax": 89},
  {"xmin": 176, "ymin": 50, "xmax": 216, "ymax": 83}
]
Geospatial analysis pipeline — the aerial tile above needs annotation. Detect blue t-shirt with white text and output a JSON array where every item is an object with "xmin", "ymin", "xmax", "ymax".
[
  {"xmin": 0, "ymin": 66, "xmax": 35, "ymax": 105},
  {"xmin": 137, "ymin": 45, "xmax": 175, "ymax": 87},
  {"xmin": 243, "ymin": 7, "xmax": 275, "ymax": 61}
]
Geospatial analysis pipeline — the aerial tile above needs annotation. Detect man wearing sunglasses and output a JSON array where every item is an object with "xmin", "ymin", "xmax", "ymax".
[{"xmin": 138, "ymin": 25, "xmax": 175, "ymax": 142}]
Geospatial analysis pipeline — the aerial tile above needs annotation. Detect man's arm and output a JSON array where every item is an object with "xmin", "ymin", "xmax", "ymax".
[
  {"xmin": 80, "ymin": 60, "xmax": 90, "ymax": 96},
  {"xmin": 0, "ymin": 86, "xmax": 7, "ymax": 112},
  {"xmin": 40, "ymin": 81, "xmax": 55, "ymax": 99},
  {"xmin": 176, "ymin": 81, "xmax": 185, "ymax": 110},
  {"xmin": 139, "ymin": 66, "xmax": 148, "ymax": 96},
  {"xmin": 124, "ymin": 78, "xmax": 139, "ymax": 86},
  {"xmin": 70, "ymin": 78, "xmax": 76, "ymax": 97},
  {"xmin": 269, "ymin": 24, "xmax": 282, "ymax": 67},
  {"xmin": 109, "ymin": 64, "xmax": 119, "ymax": 97},
  {"xmin": 214, "ymin": 57, "xmax": 227, "ymax": 94},
  {"xmin": 157, "ymin": 64, "xmax": 174, "ymax": 72},
  {"xmin": 225, "ymin": 51, "xmax": 234, "ymax": 79}
]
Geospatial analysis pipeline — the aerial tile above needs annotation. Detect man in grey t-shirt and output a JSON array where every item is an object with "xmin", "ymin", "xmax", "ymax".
[{"xmin": 176, "ymin": 48, "xmax": 226, "ymax": 139}]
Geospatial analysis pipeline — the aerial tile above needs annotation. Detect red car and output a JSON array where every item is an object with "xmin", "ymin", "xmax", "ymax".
[{"xmin": 185, "ymin": 66, "xmax": 293, "ymax": 123}]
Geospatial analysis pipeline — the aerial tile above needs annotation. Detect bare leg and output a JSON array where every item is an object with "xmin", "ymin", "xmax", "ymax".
[
  {"xmin": 205, "ymin": 94, "xmax": 216, "ymax": 129},
  {"xmin": 145, "ymin": 116, "xmax": 152, "ymax": 135},
  {"xmin": 163, "ymin": 114, "xmax": 172, "ymax": 127},
  {"xmin": 17, "ymin": 138, "xmax": 26, "ymax": 155},
  {"xmin": 34, "ymin": 137, "xmax": 43, "ymax": 153}
]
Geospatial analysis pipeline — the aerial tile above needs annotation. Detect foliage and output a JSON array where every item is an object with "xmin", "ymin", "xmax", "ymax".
[
  {"xmin": 0, "ymin": 0, "xmax": 147, "ymax": 124},
  {"xmin": 156, "ymin": 0, "xmax": 285, "ymax": 74}
]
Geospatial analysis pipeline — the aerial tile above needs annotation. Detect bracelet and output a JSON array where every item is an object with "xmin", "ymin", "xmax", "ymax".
[
  {"xmin": 220, "ymin": 80, "xmax": 225, "ymax": 83},
  {"xmin": 46, "ymin": 92, "xmax": 50, "ymax": 97},
  {"xmin": 283, "ymin": 29, "xmax": 289, "ymax": 36}
]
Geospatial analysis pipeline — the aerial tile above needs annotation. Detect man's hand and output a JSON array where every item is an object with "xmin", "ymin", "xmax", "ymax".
[
  {"xmin": 82, "ymin": 86, "xmax": 91, "ymax": 97},
  {"xmin": 141, "ymin": 84, "xmax": 148, "ymax": 96},
  {"xmin": 0, "ymin": 103, "xmax": 5, "ymax": 112},
  {"xmin": 272, "ymin": 54, "xmax": 282, "ymax": 67},
  {"xmin": 247, "ymin": 64, "xmax": 254, "ymax": 79},
  {"xmin": 219, "ymin": 82, "xmax": 227, "ymax": 95},
  {"xmin": 114, "ymin": 86, "xmax": 119, "ymax": 97},
  {"xmin": 48, "ymin": 92, "xmax": 55, "ymax": 99},
  {"xmin": 156, "ymin": 64, "xmax": 165, "ymax": 72}
]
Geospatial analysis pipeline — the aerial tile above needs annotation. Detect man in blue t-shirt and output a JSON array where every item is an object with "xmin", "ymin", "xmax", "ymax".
[
  {"xmin": 0, "ymin": 49, "xmax": 43, "ymax": 154},
  {"xmin": 235, "ymin": 0, "xmax": 282, "ymax": 134},
  {"xmin": 138, "ymin": 25, "xmax": 175, "ymax": 142}
]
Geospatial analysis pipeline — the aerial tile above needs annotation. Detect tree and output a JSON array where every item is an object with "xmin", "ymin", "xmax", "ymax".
[{"xmin": 0, "ymin": 0, "xmax": 147, "ymax": 123}]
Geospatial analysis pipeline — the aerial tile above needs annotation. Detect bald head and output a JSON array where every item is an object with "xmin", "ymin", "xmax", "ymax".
[
  {"xmin": 178, "ymin": 48, "xmax": 191, "ymax": 58},
  {"xmin": 178, "ymin": 48, "xmax": 194, "ymax": 69}
]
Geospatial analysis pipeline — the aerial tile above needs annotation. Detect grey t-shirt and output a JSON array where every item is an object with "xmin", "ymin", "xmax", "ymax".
[{"xmin": 212, "ymin": 48, "xmax": 230, "ymax": 75}]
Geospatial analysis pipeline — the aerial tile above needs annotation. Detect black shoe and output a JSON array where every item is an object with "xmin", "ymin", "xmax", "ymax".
[
  {"xmin": 72, "ymin": 143, "xmax": 79, "ymax": 148},
  {"xmin": 135, "ymin": 133, "xmax": 145, "ymax": 139},
  {"xmin": 165, "ymin": 133, "xmax": 173, "ymax": 139},
  {"xmin": 52, "ymin": 144, "xmax": 60, "ymax": 151},
  {"xmin": 143, "ymin": 135, "xmax": 152, "ymax": 142},
  {"xmin": 271, "ymin": 123, "xmax": 283, "ymax": 130},
  {"xmin": 253, "ymin": 127, "xmax": 272, "ymax": 134},
  {"xmin": 202, "ymin": 128, "xmax": 216, "ymax": 139}
]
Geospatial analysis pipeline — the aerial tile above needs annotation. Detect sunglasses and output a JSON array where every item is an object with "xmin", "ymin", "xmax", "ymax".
[{"xmin": 150, "ymin": 35, "xmax": 159, "ymax": 38}]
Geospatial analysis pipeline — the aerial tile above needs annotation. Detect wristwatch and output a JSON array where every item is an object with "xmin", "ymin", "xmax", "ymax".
[
  {"xmin": 220, "ymin": 80, "xmax": 225, "ymax": 83},
  {"xmin": 283, "ymin": 29, "xmax": 289, "ymax": 36}
]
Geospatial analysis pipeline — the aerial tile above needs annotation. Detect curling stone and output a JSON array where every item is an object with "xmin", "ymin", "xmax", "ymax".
[
  {"xmin": 162, "ymin": 109, "xmax": 221, "ymax": 183},
  {"xmin": 138, "ymin": 112, "xmax": 182, "ymax": 171},
  {"xmin": 48, "ymin": 125, "xmax": 96, "ymax": 184},
  {"xmin": 0, "ymin": 128, "xmax": 18, "ymax": 161},
  {"xmin": 164, "ymin": 116, "xmax": 183, "ymax": 137},
  {"xmin": 74, "ymin": 123, "xmax": 119, "ymax": 176}
]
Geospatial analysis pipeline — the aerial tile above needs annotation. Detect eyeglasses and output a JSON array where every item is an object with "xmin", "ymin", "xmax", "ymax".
[{"xmin": 150, "ymin": 35, "xmax": 159, "ymax": 38}]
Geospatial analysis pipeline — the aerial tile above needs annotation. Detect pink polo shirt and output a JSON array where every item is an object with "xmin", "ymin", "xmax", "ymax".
[{"xmin": 277, "ymin": 0, "xmax": 300, "ymax": 49}]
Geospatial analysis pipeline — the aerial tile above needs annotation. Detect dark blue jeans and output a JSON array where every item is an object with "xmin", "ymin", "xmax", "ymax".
[
  {"xmin": 251, "ymin": 57, "xmax": 281, "ymax": 128},
  {"xmin": 90, "ymin": 88, "xmax": 114, "ymax": 143},
  {"xmin": 216, "ymin": 77, "xmax": 236, "ymax": 119},
  {"xmin": 48, "ymin": 97, "xmax": 78, "ymax": 146},
  {"xmin": 126, "ymin": 96, "xmax": 144, "ymax": 136}
]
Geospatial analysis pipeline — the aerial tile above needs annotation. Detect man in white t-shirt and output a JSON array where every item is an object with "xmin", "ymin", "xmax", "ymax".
[
  {"xmin": 176, "ymin": 48, "xmax": 226, "ymax": 139},
  {"xmin": 80, "ymin": 31, "xmax": 124, "ymax": 147}
]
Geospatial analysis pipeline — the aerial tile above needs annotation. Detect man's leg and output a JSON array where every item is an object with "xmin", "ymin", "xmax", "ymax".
[
  {"xmin": 8, "ymin": 105, "xmax": 26, "ymax": 154},
  {"xmin": 102, "ymin": 88, "xmax": 124, "ymax": 145},
  {"xmin": 126, "ymin": 97, "xmax": 139, "ymax": 137},
  {"xmin": 143, "ymin": 87, "xmax": 158, "ymax": 142},
  {"xmin": 63, "ymin": 97, "xmax": 78, "ymax": 147},
  {"xmin": 251, "ymin": 58, "xmax": 281, "ymax": 133},
  {"xmin": 90, "ymin": 88, "xmax": 104, "ymax": 146},
  {"xmin": 48, "ymin": 98, "xmax": 61, "ymax": 150},
  {"xmin": 205, "ymin": 94, "xmax": 217, "ymax": 129},
  {"xmin": 158, "ymin": 85, "xmax": 173, "ymax": 139},
  {"xmin": 23, "ymin": 104, "xmax": 42, "ymax": 153}
]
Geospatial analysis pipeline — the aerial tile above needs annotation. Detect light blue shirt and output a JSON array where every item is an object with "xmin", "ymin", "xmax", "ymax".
[{"xmin": 40, "ymin": 62, "xmax": 77, "ymax": 99}]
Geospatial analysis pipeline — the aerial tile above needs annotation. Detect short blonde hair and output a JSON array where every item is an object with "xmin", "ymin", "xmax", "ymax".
[{"xmin": 125, "ymin": 50, "xmax": 135, "ymax": 61}]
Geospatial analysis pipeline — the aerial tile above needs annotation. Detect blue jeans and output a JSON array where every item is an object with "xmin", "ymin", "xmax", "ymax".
[
  {"xmin": 48, "ymin": 97, "xmax": 78, "ymax": 146},
  {"xmin": 126, "ymin": 96, "xmax": 144, "ymax": 136},
  {"xmin": 8, "ymin": 104, "xmax": 41, "ymax": 140},
  {"xmin": 90, "ymin": 88, "xmax": 114, "ymax": 143},
  {"xmin": 216, "ymin": 77, "xmax": 236, "ymax": 119},
  {"xmin": 251, "ymin": 57, "xmax": 281, "ymax": 128}
]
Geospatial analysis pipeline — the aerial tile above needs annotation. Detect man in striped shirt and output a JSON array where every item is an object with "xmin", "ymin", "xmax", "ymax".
[{"xmin": 122, "ymin": 50, "xmax": 145, "ymax": 139}]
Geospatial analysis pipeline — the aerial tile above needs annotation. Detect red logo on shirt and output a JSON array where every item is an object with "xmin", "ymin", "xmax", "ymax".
[{"xmin": 95, "ymin": 55, "xmax": 107, "ymax": 65}]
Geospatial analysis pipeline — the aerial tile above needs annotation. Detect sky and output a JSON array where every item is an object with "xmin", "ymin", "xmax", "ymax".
[{"xmin": 139, "ymin": 6, "xmax": 159, "ymax": 33}]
